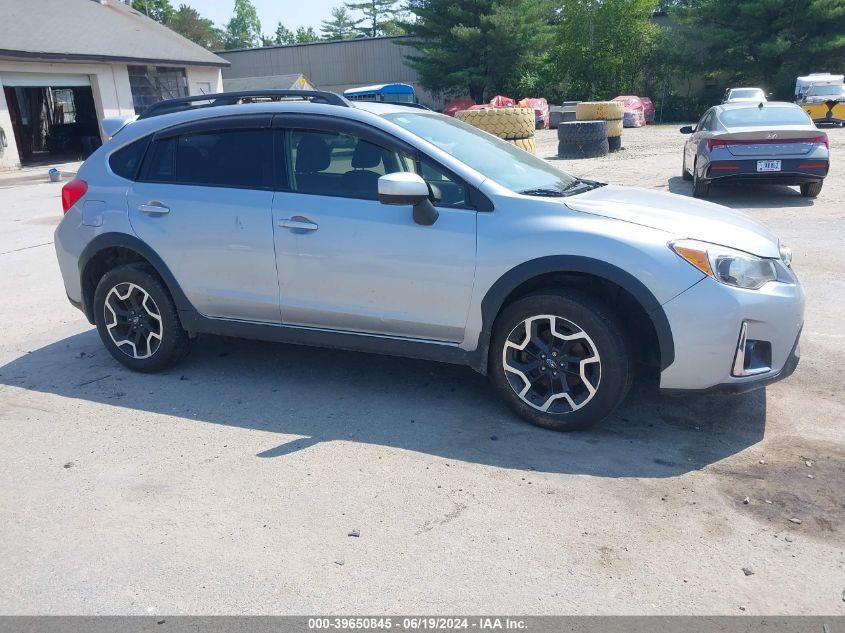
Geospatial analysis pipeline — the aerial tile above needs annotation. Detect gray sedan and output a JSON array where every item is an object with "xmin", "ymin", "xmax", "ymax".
[{"xmin": 681, "ymin": 102, "xmax": 829, "ymax": 198}]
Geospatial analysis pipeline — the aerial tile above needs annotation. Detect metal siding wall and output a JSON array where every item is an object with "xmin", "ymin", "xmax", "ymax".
[{"xmin": 217, "ymin": 37, "xmax": 441, "ymax": 106}]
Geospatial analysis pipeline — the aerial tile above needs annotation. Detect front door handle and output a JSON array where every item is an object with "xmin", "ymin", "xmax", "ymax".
[
  {"xmin": 278, "ymin": 217, "xmax": 318, "ymax": 232},
  {"xmin": 138, "ymin": 201, "xmax": 170, "ymax": 215}
]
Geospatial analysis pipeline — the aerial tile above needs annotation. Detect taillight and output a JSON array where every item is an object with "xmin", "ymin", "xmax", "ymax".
[
  {"xmin": 708, "ymin": 135, "xmax": 829, "ymax": 150},
  {"xmin": 61, "ymin": 179, "xmax": 87, "ymax": 214}
]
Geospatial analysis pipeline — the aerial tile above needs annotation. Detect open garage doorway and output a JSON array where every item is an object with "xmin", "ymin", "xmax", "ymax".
[{"xmin": 2, "ymin": 75, "xmax": 100, "ymax": 166}]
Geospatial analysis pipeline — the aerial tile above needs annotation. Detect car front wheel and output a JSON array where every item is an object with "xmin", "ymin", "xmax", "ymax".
[
  {"xmin": 489, "ymin": 291, "xmax": 632, "ymax": 431},
  {"xmin": 93, "ymin": 263, "xmax": 191, "ymax": 372}
]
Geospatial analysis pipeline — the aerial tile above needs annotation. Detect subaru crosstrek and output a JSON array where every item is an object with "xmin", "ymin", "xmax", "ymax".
[{"xmin": 54, "ymin": 90, "xmax": 804, "ymax": 431}]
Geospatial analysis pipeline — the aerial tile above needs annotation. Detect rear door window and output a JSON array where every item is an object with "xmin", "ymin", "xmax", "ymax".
[{"xmin": 140, "ymin": 128, "xmax": 274, "ymax": 190}]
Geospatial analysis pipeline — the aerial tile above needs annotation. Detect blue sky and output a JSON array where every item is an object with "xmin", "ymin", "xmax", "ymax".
[{"xmin": 187, "ymin": 0, "xmax": 339, "ymax": 35}]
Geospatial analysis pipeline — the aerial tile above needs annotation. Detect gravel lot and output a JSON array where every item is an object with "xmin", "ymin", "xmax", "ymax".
[{"xmin": 1, "ymin": 125, "xmax": 843, "ymax": 615}]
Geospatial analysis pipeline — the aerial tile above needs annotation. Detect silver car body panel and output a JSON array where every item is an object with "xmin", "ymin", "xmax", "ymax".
[{"xmin": 56, "ymin": 98, "xmax": 805, "ymax": 393}]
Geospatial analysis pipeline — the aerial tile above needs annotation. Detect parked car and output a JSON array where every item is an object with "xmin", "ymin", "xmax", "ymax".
[
  {"xmin": 722, "ymin": 87, "xmax": 767, "ymax": 104},
  {"xmin": 55, "ymin": 90, "xmax": 804, "ymax": 432},
  {"xmin": 681, "ymin": 101, "xmax": 829, "ymax": 198}
]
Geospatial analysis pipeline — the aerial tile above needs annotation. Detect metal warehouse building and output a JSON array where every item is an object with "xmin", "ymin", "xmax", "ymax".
[{"xmin": 217, "ymin": 37, "xmax": 441, "ymax": 108}]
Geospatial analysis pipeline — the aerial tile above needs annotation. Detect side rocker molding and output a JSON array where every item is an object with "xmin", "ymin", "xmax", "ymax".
[{"xmin": 477, "ymin": 256, "xmax": 675, "ymax": 372}]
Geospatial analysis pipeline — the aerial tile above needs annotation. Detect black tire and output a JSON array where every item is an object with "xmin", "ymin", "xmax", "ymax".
[
  {"xmin": 489, "ymin": 291, "xmax": 632, "ymax": 432},
  {"xmin": 800, "ymin": 181, "xmax": 823, "ymax": 198},
  {"xmin": 561, "ymin": 110, "xmax": 577, "ymax": 123},
  {"xmin": 608, "ymin": 135, "xmax": 622, "ymax": 152},
  {"xmin": 93, "ymin": 263, "xmax": 192, "ymax": 373},
  {"xmin": 557, "ymin": 138, "xmax": 610, "ymax": 159},
  {"xmin": 681, "ymin": 153, "xmax": 693, "ymax": 181},
  {"xmin": 557, "ymin": 120, "xmax": 608, "ymax": 143},
  {"xmin": 692, "ymin": 162, "xmax": 710, "ymax": 198},
  {"xmin": 549, "ymin": 110, "xmax": 563, "ymax": 129}
]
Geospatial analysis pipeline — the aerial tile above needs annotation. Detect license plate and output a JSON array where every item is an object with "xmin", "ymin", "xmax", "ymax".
[{"xmin": 757, "ymin": 160, "xmax": 781, "ymax": 172}]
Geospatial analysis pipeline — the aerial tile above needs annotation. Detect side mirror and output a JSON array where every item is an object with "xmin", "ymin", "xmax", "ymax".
[
  {"xmin": 378, "ymin": 172, "xmax": 439, "ymax": 226},
  {"xmin": 679, "ymin": 125, "xmax": 694, "ymax": 134}
]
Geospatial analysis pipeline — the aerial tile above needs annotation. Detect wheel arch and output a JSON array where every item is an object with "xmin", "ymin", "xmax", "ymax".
[
  {"xmin": 78, "ymin": 233, "xmax": 195, "ymax": 324},
  {"xmin": 477, "ymin": 256, "xmax": 675, "ymax": 374}
]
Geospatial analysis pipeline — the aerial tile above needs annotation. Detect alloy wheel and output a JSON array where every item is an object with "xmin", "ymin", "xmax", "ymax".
[
  {"xmin": 103, "ymin": 282, "xmax": 164, "ymax": 359},
  {"xmin": 502, "ymin": 314, "xmax": 601, "ymax": 414}
]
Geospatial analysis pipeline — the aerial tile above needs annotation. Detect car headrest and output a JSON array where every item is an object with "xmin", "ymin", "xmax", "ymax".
[
  {"xmin": 351, "ymin": 140, "xmax": 383, "ymax": 169},
  {"xmin": 296, "ymin": 135, "xmax": 332, "ymax": 173}
]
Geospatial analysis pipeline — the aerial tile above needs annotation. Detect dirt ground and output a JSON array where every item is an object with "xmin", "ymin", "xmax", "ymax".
[{"xmin": 0, "ymin": 125, "xmax": 843, "ymax": 615}]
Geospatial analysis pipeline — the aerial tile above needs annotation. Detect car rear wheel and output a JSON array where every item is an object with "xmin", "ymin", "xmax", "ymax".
[
  {"xmin": 682, "ymin": 153, "xmax": 693, "ymax": 181},
  {"xmin": 93, "ymin": 263, "xmax": 191, "ymax": 372},
  {"xmin": 692, "ymin": 162, "xmax": 710, "ymax": 198},
  {"xmin": 800, "ymin": 181, "xmax": 823, "ymax": 198},
  {"xmin": 489, "ymin": 291, "xmax": 632, "ymax": 432}
]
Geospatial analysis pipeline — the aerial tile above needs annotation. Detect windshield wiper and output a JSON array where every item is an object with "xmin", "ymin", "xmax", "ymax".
[
  {"xmin": 519, "ymin": 187, "xmax": 567, "ymax": 197},
  {"xmin": 519, "ymin": 178, "xmax": 607, "ymax": 198}
]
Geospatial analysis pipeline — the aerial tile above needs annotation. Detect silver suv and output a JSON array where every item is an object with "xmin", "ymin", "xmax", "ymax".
[{"xmin": 55, "ymin": 90, "xmax": 804, "ymax": 431}]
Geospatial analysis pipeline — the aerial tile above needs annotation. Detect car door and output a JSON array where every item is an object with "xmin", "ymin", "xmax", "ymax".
[
  {"xmin": 270, "ymin": 115, "xmax": 477, "ymax": 343},
  {"xmin": 127, "ymin": 115, "xmax": 281, "ymax": 323},
  {"xmin": 686, "ymin": 109, "xmax": 714, "ymax": 173}
]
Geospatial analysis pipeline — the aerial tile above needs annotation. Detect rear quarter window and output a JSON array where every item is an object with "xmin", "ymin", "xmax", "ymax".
[{"xmin": 108, "ymin": 136, "xmax": 150, "ymax": 180}]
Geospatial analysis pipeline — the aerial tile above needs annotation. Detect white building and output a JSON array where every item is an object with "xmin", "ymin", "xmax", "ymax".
[{"xmin": 0, "ymin": 0, "xmax": 228, "ymax": 169}]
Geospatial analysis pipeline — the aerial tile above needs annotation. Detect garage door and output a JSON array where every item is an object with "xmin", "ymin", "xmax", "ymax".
[{"xmin": 1, "ymin": 72, "xmax": 91, "ymax": 87}]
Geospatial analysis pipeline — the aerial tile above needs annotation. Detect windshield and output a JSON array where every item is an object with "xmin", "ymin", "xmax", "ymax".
[
  {"xmin": 720, "ymin": 106, "xmax": 811, "ymax": 127},
  {"xmin": 729, "ymin": 89, "xmax": 764, "ymax": 99},
  {"xmin": 807, "ymin": 84, "xmax": 845, "ymax": 97},
  {"xmin": 385, "ymin": 112, "xmax": 579, "ymax": 194}
]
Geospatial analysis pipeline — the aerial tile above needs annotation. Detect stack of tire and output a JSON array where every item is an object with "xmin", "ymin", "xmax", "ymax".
[
  {"xmin": 576, "ymin": 101, "xmax": 624, "ymax": 152},
  {"xmin": 556, "ymin": 120, "xmax": 609, "ymax": 158},
  {"xmin": 454, "ymin": 107, "xmax": 536, "ymax": 153}
]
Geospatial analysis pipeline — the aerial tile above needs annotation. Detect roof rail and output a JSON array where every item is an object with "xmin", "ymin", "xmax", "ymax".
[{"xmin": 136, "ymin": 89, "xmax": 350, "ymax": 120}]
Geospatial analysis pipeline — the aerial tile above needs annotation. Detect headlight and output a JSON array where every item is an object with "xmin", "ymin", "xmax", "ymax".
[
  {"xmin": 779, "ymin": 243, "xmax": 793, "ymax": 267},
  {"xmin": 670, "ymin": 240, "xmax": 777, "ymax": 290}
]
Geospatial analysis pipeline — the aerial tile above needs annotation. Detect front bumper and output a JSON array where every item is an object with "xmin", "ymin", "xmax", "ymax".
[
  {"xmin": 801, "ymin": 102, "xmax": 845, "ymax": 125},
  {"xmin": 658, "ymin": 272, "xmax": 805, "ymax": 392}
]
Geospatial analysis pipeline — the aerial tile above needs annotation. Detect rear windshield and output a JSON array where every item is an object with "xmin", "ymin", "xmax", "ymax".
[
  {"xmin": 730, "ymin": 89, "xmax": 764, "ymax": 99},
  {"xmin": 720, "ymin": 106, "xmax": 811, "ymax": 127}
]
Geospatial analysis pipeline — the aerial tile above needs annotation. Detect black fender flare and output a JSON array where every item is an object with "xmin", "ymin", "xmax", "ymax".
[
  {"xmin": 77, "ymin": 232, "xmax": 196, "ymax": 323},
  {"xmin": 477, "ymin": 255, "xmax": 675, "ymax": 372}
]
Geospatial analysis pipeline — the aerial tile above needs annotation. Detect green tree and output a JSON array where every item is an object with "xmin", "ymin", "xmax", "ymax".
[
  {"xmin": 403, "ymin": 0, "xmax": 553, "ymax": 102},
  {"xmin": 224, "ymin": 0, "xmax": 262, "ymax": 49},
  {"xmin": 168, "ymin": 4, "xmax": 225, "ymax": 50},
  {"xmin": 345, "ymin": 0, "xmax": 403, "ymax": 38},
  {"xmin": 295, "ymin": 26, "xmax": 320, "ymax": 43},
  {"xmin": 132, "ymin": 0, "xmax": 175, "ymax": 24},
  {"xmin": 321, "ymin": 6, "xmax": 358, "ymax": 40},
  {"xmin": 274, "ymin": 21, "xmax": 296, "ymax": 45},
  {"xmin": 678, "ymin": 0, "xmax": 845, "ymax": 98},
  {"xmin": 550, "ymin": 0, "xmax": 661, "ymax": 100}
]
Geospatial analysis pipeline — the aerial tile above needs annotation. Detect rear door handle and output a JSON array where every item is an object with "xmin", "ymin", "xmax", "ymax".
[
  {"xmin": 278, "ymin": 217, "xmax": 318, "ymax": 232},
  {"xmin": 138, "ymin": 201, "xmax": 170, "ymax": 215}
]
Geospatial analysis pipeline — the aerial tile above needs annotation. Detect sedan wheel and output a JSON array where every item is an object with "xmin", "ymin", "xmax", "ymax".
[{"xmin": 692, "ymin": 163, "xmax": 710, "ymax": 198}]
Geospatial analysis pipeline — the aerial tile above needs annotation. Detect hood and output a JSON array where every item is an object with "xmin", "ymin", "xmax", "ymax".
[{"xmin": 564, "ymin": 185, "xmax": 780, "ymax": 258}]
